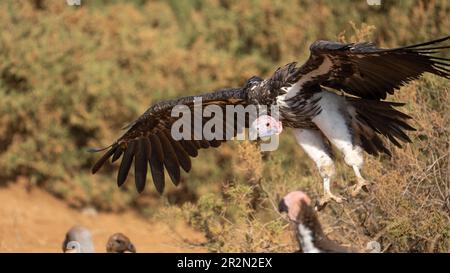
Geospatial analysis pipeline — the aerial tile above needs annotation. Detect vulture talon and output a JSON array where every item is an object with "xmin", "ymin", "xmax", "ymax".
[
  {"xmin": 326, "ymin": 193, "xmax": 346, "ymax": 204},
  {"xmin": 362, "ymin": 184, "xmax": 370, "ymax": 193},
  {"xmin": 316, "ymin": 192, "xmax": 345, "ymax": 211},
  {"xmin": 349, "ymin": 179, "xmax": 370, "ymax": 197}
]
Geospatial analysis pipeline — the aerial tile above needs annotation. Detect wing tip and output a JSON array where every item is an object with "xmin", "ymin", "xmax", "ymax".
[
  {"xmin": 91, "ymin": 144, "xmax": 119, "ymax": 174},
  {"xmin": 87, "ymin": 147, "xmax": 109, "ymax": 153},
  {"xmin": 135, "ymin": 183, "xmax": 146, "ymax": 194}
]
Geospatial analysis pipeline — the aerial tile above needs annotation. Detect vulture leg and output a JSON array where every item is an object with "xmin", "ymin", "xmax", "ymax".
[
  {"xmin": 349, "ymin": 165, "xmax": 369, "ymax": 197},
  {"xmin": 311, "ymin": 91, "xmax": 370, "ymax": 199},
  {"xmin": 293, "ymin": 128, "xmax": 345, "ymax": 209}
]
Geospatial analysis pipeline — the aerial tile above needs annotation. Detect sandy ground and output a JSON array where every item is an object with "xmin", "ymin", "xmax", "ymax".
[{"xmin": 0, "ymin": 183, "xmax": 206, "ymax": 253}]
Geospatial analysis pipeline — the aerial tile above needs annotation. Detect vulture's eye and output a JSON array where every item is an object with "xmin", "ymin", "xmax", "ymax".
[{"xmin": 266, "ymin": 123, "xmax": 270, "ymax": 127}]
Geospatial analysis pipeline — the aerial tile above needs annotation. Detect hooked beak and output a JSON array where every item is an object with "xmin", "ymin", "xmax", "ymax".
[{"xmin": 278, "ymin": 199, "xmax": 289, "ymax": 214}]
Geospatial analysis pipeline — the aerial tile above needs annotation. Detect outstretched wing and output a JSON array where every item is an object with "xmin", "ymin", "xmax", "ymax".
[
  {"xmin": 91, "ymin": 87, "xmax": 248, "ymax": 194},
  {"xmin": 290, "ymin": 36, "xmax": 450, "ymax": 100}
]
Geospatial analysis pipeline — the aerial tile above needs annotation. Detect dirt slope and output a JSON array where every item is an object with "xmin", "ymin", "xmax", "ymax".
[{"xmin": 0, "ymin": 183, "xmax": 205, "ymax": 253}]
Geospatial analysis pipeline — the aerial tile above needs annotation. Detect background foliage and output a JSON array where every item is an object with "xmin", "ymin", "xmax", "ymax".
[{"xmin": 0, "ymin": 0, "xmax": 448, "ymax": 252}]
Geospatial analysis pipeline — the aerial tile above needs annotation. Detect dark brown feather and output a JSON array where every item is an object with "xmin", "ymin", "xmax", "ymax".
[
  {"xmin": 91, "ymin": 145, "xmax": 117, "ymax": 174},
  {"xmin": 180, "ymin": 140, "xmax": 199, "ymax": 157},
  {"xmin": 134, "ymin": 138, "xmax": 149, "ymax": 193},
  {"xmin": 148, "ymin": 134, "xmax": 165, "ymax": 194},
  {"xmin": 163, "ymin": 130, "xmax": 192, "ymax": 172},
  {"xmin": 360, "ymin": 134, "xmax": 378, "ymax": 156},
  {"xmin": 191, "ymin": 140, "xmax": 201, "ymax": 149},
  {"xmin": 111, "ymin": 147, "xmax": 123, "ymax": 163},
  {"xmin": 304, "ymin": 37, "xmax": 450, "ymax": 100},
  {"xmin": 117, "ymin": 142, "xmax": 136, "ymax": 187},
  {"xmin": 157, "ymin": 131, "xmax": 181, "ymax": 185},
  {"xmin": 209, "ymin": 139, "xmax": 222, "ymax": 148},
  {"xmin": 198, "ymin": 139, "xmax": 210, "ymax": 149},
  {"xmin": 348, "ymin": 98, "xmax": 414, "ymax": 155},
  {"xmin": 180, "ymin": 139, "xmax": 198, "ymax": 157}
]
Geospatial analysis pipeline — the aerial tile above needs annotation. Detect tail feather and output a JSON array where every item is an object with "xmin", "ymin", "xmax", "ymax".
[{"xmin": 346, "ymin": 97, "xmax": 415, "ymax": 156}]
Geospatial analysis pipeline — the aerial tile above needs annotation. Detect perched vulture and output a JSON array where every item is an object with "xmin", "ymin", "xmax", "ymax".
[
  {"xmin": 278, "ymin": 191, "xmax": 355, "ymax": 253},
  {"xmin": 106, "ymin": 233, "xmax": 136, "ymax": 253},
  {"xmin": 91, "ymin": 37, "xmax": 449, "ymax": 206},
  {"xmin": 279, "ymin": 191, "xmax": 382, "ymax": 253},
  {"xmin": 62, "ymin": 225, "xmax": 95, "ymax": 253}
]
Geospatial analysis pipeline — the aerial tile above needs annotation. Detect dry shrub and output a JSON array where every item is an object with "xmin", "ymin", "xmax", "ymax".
[
  {"xmin": 158, "ymin": 141, "xmax": 292, "ymax": 252},
  {"xmin": 360, "ymin": 76, "xmax": 449, "ymax": 252}
]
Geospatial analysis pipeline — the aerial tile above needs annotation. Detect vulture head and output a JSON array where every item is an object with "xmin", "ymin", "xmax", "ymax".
[
  {"xmin": 278, "ymin": 190, "xmax": 312, "ymax": 222},
  {"xmin": 250, "ymin": 114, "xmax": 283, "ymax": 140},
  {"xmin": 62, "ymin": 225, "xmax": 95, "ymax": 253},
  {"xmin": 279, "ymin": 191, "xmax": 354, "ymax": 253},
  {"xmin": 64, "ymin": 241, "xmax": 81, "ymax": 253},
  {"xmin": 106, "ymin": 233, "xmax": 136, "ymax": 253}
]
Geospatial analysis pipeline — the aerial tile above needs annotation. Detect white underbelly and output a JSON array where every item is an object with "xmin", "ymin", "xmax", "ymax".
[
  {"xmin": 311, "ymin": 91, "xmax": 363, "ymax": 166},
  {"xmin": 311, "ymin": 91, "xmax": 353, "ymax": 150}
]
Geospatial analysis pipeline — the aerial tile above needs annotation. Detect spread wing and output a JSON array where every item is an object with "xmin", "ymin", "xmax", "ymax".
[
  {"xmin": 90, "ymin": 87, "xmax": 249, "ymax": 194},
  {"xmin": 290, "ymin": 36, "xmax": 450, "ymax": 99}
]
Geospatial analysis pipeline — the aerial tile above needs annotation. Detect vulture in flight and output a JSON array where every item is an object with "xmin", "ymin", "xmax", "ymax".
[{"xmin": 91, "ymin": 37, "xmax": 449, "ymax": 206}]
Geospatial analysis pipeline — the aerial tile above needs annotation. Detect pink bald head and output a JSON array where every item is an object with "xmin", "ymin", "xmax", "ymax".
[
  {"xmin": 250, "ymin": 114, "xmax": 283, "ymax": 140},
  {"xmin": 280, "ymin": 191, "xmax": 312, "ymax": 221}
]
